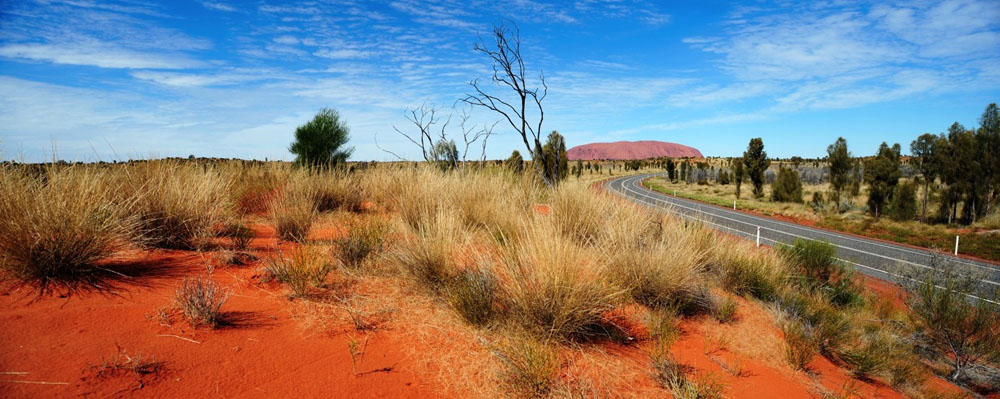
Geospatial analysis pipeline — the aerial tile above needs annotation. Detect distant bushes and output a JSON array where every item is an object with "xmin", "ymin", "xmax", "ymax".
[{"xmin": 770, "ymin": 167, "xmax": 803, "ymax": 203}]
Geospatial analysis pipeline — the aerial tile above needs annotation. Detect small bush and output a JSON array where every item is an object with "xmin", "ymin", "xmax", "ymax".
[
  {"xmin": 221, "ymin": 221, "xmax": 254, "ymax": 251},
  {"xmin": 335, "ymin": 218, "xmax": 388, "ymax": 269},
  {"xmin": 0, "ymin": 165, "xmax": 138, "ymax": 293},
  {"xmin": 810, "ymin": 192, "xmax": 826, "ymax": 212},
  {"xmin": 771, "ymin": 167, "xmax": 803, "ymax": 203},
  {"xmin": 782, "ymin": 319, "xmax": 818, "ymax": 370},
  {"xmin": 270, "ymin": 187, "xmax": 316, "ymax": 242},
  {"xmin": 310, "ymin": 172, "xmax": 364, "ymax": 213},
  {"xmin": 392, "ymin": 210, "xmax": 463, "ymax": 291},
  {"xmin": 130, "ymin": 161, "xmax": 230, "ymax": 250},
  {"xmin": 779, "ymin": 239, "xmax": 841, "ymax": 289},
  {"xmin": 174, "ymin": 277, "xmax": 230, "ymax": 327},
  {"xmin": 264, "ymin": 245, "xmax": 333, "ymax": 298},
  {"xmin": 447, "ymin": 266, "xmax": 498, "ymax": 326},
  {"xmin": 718, "ymin": 250, "xmax": 783, "ymax": 301},
  {"xmin": 496, "ymin": 223, "xmax": 621, "ymax": 341},
  {"xmin": 841, "ymin": 333, "xmax": 892, "ymax": 380},
  {"xmin": 712, "ymin": 295, "xmax": 739, "ymax": 324},
  {"xmin": 91, "ymin": 345, "xmax": 162, "ymax": 382},
  {"xmin": 888, "ymin": 181, "xmax": 918, "ymax": 221},
  {"xmin": 495, "ymin": 338, "xmax": 561, "ymax": 399}
]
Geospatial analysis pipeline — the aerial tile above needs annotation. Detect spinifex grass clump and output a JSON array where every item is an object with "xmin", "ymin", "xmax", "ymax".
[
  {"xmin": 264, "ymin": 245, "xmax": 333, "ymax": 298},
  {"xmin": 335, "ymin": 218, "xmax": 389, "ymax": 269},
  {"xmin": 495, "ymin": 223, "xmax": 622, "ymax": 341},
  {"xmin": 174, "ymin": 276, "xmax": 230, "ymax": 327},
  {"xmin": 0, "ymin": 165, "xmax": 139, "ymax": 293},
  {"xmin": 269, "ymin": 180, "xmax": 317, "ymax": 242},
  {"xmin": 129, "ymin": 160, "xmax": 231, "ymax": 250}
]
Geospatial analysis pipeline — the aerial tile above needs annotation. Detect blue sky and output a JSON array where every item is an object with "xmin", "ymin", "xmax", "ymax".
[{"xmin": 1, "ymin": 0, "xmax": 998, "ymax": 162}]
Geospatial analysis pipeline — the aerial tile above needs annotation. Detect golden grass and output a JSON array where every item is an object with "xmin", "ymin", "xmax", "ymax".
[
  {"xmin": 0, "ymin": 164, "xmax": 140, "ymax": 293},
  {"xmin": 128, "ymin": 160, "xmax": 231, "ymax": 249}
]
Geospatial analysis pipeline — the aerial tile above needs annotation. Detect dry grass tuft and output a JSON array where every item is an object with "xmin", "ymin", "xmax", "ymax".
[
  {"xmin": 0, "ymin": 164, "xmax": 139, "ymax": 294},
  {"xmin": 129, "ymin": 160, "xmax": 230, "ymax": 250},
  {"xmin": 269, "ymin": 178, "xmax": 317, "ymax": 242},
  {"xmin": 335, "ymin": 217, "xmax": 389, "ymax": 270},
  {"xmin": 264, "ymin": 245, "xmax": 333, "ymax": 298},
  {"xmin": 174, "ymin": 276, "xmax": 230, "ymax": 328}
]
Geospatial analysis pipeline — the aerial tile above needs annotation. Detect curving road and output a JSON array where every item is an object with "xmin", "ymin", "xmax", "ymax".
[{"xmin": 606, "ymin": 173, "xmax": 1000, "ymax": 303}]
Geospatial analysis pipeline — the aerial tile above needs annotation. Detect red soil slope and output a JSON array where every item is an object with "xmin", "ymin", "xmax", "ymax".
[{"xmin": 567, "ymin": 140, "xmax": 703, "ymax": 160}]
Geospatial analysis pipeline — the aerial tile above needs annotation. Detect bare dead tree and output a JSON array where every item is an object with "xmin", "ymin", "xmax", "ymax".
[
  {"xmin": 462, "ymin": 22, "xmax": 552, "ymax": 186},
  {"xmin": 455, "ymin": 106, "xmax": 498, "ymax": 174},
  {"xmin": 379, "ymin": 102, "xmax": 495, "ymax": 171}
]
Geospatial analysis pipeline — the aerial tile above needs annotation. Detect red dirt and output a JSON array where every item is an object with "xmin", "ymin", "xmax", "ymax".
[
  {"xmin": 0, "ymin": 224, "xmax": 436, "ymax": 398},
  {"xmin": 567, "ymin": 140, "xmax": 703, "ymax": 160}
]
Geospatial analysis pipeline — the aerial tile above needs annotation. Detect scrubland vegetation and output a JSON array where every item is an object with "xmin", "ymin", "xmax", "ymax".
[{"xmin": 1, "ymin": 156, "xmax": 997, "ymax": 398}]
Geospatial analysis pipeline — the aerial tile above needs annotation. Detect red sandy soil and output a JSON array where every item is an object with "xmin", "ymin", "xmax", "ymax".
[
  {"xmin": 0, "ymin": 210, "xmax": 975, "ymax": 398},
  {"xmin": 567, "ymin": 140, "xmax": 704, "ymax": 161},
  {"xmin": 0, "ymin": 222, "xmax": 435, "ymax": 398}
]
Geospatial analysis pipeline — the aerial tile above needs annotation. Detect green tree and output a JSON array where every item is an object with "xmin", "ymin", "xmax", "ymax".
[
  {"xmin": 743, "ymin": 138, "xmax": 770, "ymax": 198},
  {"xmin": 574, "ymin": 160, "xmax": 583, "ymax": 179},
  {"xmin": 680, "ymin": 161, "xmax": 689, "ymax": 183},
  {"xmin": 771, "ymin": 167, "xmax": 804, "ymax": 203},
  {"xmin": 976, "ymin": 103, "xmax": 999, "ymax": 221},
  {"xmin": 863, "ymin": 142, "xmax": 902, "ymax": 218},
  {"xmin": 665, "ymin": 158, "xmax": 676, "ymax": 181},
  {"xmin": 827, "ymin": 137, "xmax": 853, "ymax": 203},
  {"xmin": 505, "ymin": 150, "xmax": 524, "ymax": 173},
  {"xmin": 889, "ymin": 181, "xmax": 918, "ymax": 221},
  {"xmin": 289, "ymin": 108, "xmax": 353, "ymax": 168},
  {"xmin": 731, "ymin": 158, "xmax": 745, "ymax": 199},
  {"xmin": 432, "ymin": 139, "xmax": 459, "ymax": 171},
  {"xmin": 540, "ymin": 131, "xmax": 568, "ymax": 184},
  {"xmin": 910, "ymin": 133, "xmax": 940, "ymax": 222}
]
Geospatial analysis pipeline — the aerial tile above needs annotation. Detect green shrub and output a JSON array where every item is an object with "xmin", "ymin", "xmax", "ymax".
[
  {"xmin": 495, "ymin": 338, "xmax": 561, "ymax": 399},
  {"xmin": 447, "ymin": 266, "xmax": 498, "ymax": 326},
  {"xmin": 264, "ymin": 246, "xmax": 333, "ymax": 298},
  {"xmin": 713, "ymin": 295, "xmax": 739, "ymax": 324},
  {"xmin": 174, "ymin": 277, "xmax": 230, "ymax": 327},
  {"xmin": 841, "ymin": 333, "xmax": 892, "ymax": 380},
  {"xmin": 771, "ymin": 167, "xmax": 803, "ymax": 203},
  {"xmin": 289, "ymin": 108, "xmax": 354, "ymax": 168},
  {"xmin": 905, "ymin": 268, "xmax": 1000, "ymax": 381},
  {"xmin": 335, "ymin": 218, "xmax": 388, "ymax": 269},
  {"xmin": 719, "ymin": 253, "xmax": 782, "ymax": 301},
  {"xmin": 782, "ymin": 319, "xmax": 818, "ymax": 370},
  {"xmin": 888, "ymin": 181, "xmax": 918, "ymax": 221},
  {"xmin": 779, "ymin": 239, "xmax": 840, "ymax": 289}
]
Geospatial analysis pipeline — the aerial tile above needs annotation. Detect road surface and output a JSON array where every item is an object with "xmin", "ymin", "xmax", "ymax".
[{"xmin": 605, "ymin": 173, "xmax": 1000, "ymax": 303}]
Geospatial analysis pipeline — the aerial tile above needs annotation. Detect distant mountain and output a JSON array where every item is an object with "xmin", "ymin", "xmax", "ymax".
[{"xmin": 566, "ymin": 140, "xmax": 704, "ymax": 160}]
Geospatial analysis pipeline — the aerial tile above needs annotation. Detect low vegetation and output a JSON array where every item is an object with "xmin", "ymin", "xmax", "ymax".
[{"xmin": 174, "ymin": 276, "xmax": 229, "ymax": 328}]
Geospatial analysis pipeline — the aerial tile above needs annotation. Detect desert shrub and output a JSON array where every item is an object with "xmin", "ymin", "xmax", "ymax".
[
  {"xmin": 713, "ymin": 295, "xmax": 739, "ymax": 324},
  {"xmin": 269, "ymin": 183, "xmax": 316, "ymax": 242},
  {"xmin": 220, "ymin": 221, "xmax": 254, "ymax": 251},
  {"xmin": 174, "ymin": 276, "xmax": 229, "ymax": 327},
  {"xmin": 335, "ymin": 218, "xmax": 389, "ymax": 269},
  {"xmin": 289, "ymin": 107, "xmax": 353, "ymax": 168},
  {"xmin": 716, "ymin": 249, "xmax": 783, "ymax": 301},
  {"xmin": 887, "ymin": 353, "xmax": 926, "ymax": 388},
  {"xmin": 392, "ymin": 209, "xmax": 464, "ymax": 291},
  {"xmin": 608, "ymin": 240, "xmax": 705, "ymax": 311},
  {"xmin": 771, "ymin": 167, "xmax": 803, "ymax": 203},
  {"xmin": 310, "ymin": 172, "xmax": 364, "ymax": 213},
  {"xmin": 779, "ymin": 239, "xmax": 840, "ymax": 288},
  {"xmin": 264, "ymin": 245, "xmax": 333, "ymax": 297},
  {"xmin": 549, "ymin": 184, "xmax": 612, "ymax": 246},
  {"xmin": 810, "ymin": 191, "xmax": 826, "ymax": 212},
  {"xmin": 841, "ymin": 332, "xmax": 892, "ymax": 379},
  {"xmin": 0, "ymin": 165, "xmax": 139, "ymax": 293},
  {"xmin": 129, "ymin": 161, "xmax": 231, "ymax": 249},
  {"xmin": 782, "ymin": 319, "xmax": 818, "ymax": 370},
  {"xmin": 446, "ymin": 265, "xmax": 498, "ymax": 326},
  {"xmin": 888, "ymin": 181, "xmax": 918, "ymax": 221},
  {"xmin": 812, "ymin": 307, "xmax": 855, "ymax": 356},
  {"xmin": 495, "ymin": 223, "xmax": 621, "ymax": 341},
  {"xmin": 495, "ymin": 337, "xmax": 561, "ymax": 399},
  {"xmin": 904, "ymin": 267, "xmax": 1000, "ymax": 381}
]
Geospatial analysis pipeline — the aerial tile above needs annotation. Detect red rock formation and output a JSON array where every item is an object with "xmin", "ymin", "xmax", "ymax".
[{"xmin": 566, "ymin": 140, "xmax": 703, "ymax": 160}]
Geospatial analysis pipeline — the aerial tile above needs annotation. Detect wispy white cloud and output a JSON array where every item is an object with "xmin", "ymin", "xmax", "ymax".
[
  {"xmin": 0, "ymin": 43, "xmax": 203, "ymax": 69},
  {"xmin": 202, "ymin": 2, "xmax": 236, "ymax": 12}
]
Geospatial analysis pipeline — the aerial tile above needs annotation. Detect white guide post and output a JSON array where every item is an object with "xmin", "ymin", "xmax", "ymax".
[
  {"xmin": 733, "ymin": 200, "xmax": 736, "ymax": 210},
  {"xmin": 673, "ymin": 189, "xmax": 676, "ymax": 196},
  {"xmin": 954, "ymin": 235, "xmax": 959, "ymax": 256},
  {"xmin": 756, "ymin": 226, "xmax": 761, "ymax": 247}
]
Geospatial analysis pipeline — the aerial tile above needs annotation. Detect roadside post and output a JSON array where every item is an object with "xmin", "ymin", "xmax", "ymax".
[
  {"xmin": 955, "ymin": 235, "xmax": 959, "ymax": 256},
  {"xmin": 756, "ymin": 226, "xmax": 760, "ymax": 247}
]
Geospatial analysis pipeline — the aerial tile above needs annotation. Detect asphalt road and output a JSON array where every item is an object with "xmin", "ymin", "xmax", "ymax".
[{"xmin": 606, "ymin": 173, "xmax": 1000, "ymax": 303}]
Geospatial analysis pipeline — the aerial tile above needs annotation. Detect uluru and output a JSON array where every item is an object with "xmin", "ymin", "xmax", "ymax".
[{"xmin": 567, "ymin": 140, "xmax": 704, "ymax": 160}]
